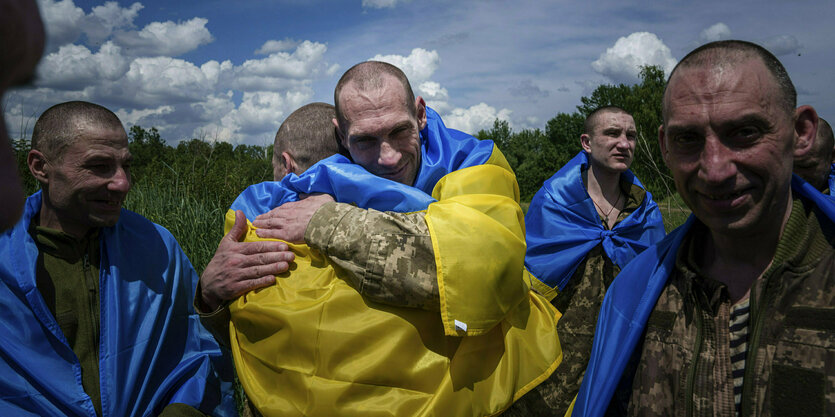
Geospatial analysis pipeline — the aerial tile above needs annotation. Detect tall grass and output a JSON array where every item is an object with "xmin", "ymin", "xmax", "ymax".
[{"xmin": 124, "ymin": 179, "xmax": 226, "ymax": 274}]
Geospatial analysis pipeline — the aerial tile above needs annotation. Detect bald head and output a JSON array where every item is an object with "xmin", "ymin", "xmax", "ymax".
[
  {"xmin": 333, "ymin": 61, "xmax": 416, "ymax": 132},
  {"xmin": 273, "ymin": 102, "xmax": 341, "ymax": 180},
  {"xmin": 795, "ymin": 117, "xmax": 834, "ymax": 191},
  {"xmin": 31, "ymin": 101, "xmax": 125, "ymax": 162},
  {"xmin": 663, "ymin": 40, "xmax": 796, "ymax": 124}
]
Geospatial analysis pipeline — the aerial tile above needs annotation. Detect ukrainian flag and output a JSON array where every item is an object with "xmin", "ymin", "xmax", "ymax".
[{"xmin": 226, "ymin": 108, "xmax": 561, "ymax": 416}]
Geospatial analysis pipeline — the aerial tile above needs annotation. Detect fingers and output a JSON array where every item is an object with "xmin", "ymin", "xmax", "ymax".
[
  {"xmin": 254, "ymin": 227, "xmax": 290, "ymax": 240},
  {"xmin": 252, "ymin": 216, "xmax": 283, "ymax": 229},
  {"xmin": 234, "ymin": 249, "xmax": 295, "ymax": 268},
  {"xmin": 225, "ymin": 210, "xmax": 248, "ymax": 243},
  {"xmin": 237, "ymin": 239, "xmax": 291, "ymax": 255}
]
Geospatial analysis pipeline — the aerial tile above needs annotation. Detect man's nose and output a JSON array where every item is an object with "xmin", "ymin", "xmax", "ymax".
[
  {"xmin": 699, "ymin": 136, "xmax": 737, "ymax": 184},
  {"xmin": 378, "ymin": 141, "xmax": 401, "ymax": 167},
  {"xmin": 108, "ymin": 166, "xmax": 131, "ymax": 193}
]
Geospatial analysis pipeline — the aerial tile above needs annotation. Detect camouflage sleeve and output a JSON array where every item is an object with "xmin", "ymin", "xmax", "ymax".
[
  {"xmin": 305, "ymin": 201, "xmax": 440, "ymax": 311},
  {"xmin": 193, "ymin": 282, "xmax": 232, "ymax": 348}
]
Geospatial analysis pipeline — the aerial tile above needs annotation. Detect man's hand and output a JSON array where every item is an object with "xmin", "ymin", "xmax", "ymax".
[
  {"xmin": 200, "ymin": 210, "xmax": 295, "ymax": 311},
  {"xmin": 252, "ymin": 193, "xmax": 335, "ymax": 242}
]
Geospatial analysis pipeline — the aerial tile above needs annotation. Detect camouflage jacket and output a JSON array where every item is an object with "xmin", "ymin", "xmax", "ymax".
[
  {"xmin": 305, "ymin": 202, "xmax": 440, "ymax": 311},
  {"xmin": 504, "ymin": 178, "xmax": 644, "ymax": 416},
  {"xmin": 619, "ymin": 197, "xmax": 835, "ymax": 416}
]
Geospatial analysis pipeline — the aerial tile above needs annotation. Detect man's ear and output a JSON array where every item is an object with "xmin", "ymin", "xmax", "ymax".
[
  {"xmin": 333, "ymin": 117, "xmax": 348, "ymax": 148},
  {"xmin": 657, "ymin": 124, "xmax": 670, "ymax": 163},
  {"xmin": 580, "ymin": 133, "xmax": 592, "ymax": 153},
  {"xmin": 27, "ymin": 149, "xmax": 49, "ymax": 185},
  {"xmin": 282, "ymin": 151, "xmax": 299, "ymax": 175},
  {"xmin": 415, "ymin": 96, "xmax": 427, "ymax": 130},
  {"xmin": 793, "ymin": 105, "xmax": 818, "ymax": 159}
]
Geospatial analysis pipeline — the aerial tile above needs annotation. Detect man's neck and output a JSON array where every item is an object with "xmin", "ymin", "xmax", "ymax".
[
  {"xmin": 38, "ymin": 201, "xmax": 90, "ymax": 239},
  {"xmin": 700, "ymin": 194, "xmax": 793, "ymax": 303},
  {"xmin": 586, "ymin": 163, "xmax": 622, "ymax": 204}
]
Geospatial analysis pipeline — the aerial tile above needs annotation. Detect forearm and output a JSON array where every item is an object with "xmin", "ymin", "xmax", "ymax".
[{"xmin": 305, "ymin": 202, "xmax": 440, "ymax": 311}]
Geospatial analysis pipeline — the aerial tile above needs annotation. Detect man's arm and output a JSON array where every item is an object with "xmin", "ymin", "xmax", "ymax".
[{"xmin": 252, "ymin": 195, "xmax": 440, "ymax": 311}]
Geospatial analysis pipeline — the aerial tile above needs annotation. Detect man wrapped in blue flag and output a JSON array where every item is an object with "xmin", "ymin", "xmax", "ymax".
[
  {"xmin": 198, "ymin": 62, "xmax": 562, "ymax": 416},
  {"xmin": 795, "ymin": 116, "xmax": 833, "ymax": 193},
  {"xmin": 573, "ymin": 40, "xmax": 834, "ymax": 416},
  {"xmin": 0, "ymin": 101, "xmax": 235, "ymax": 417},
  {"xmin": 505, "ymin": 107, "xmax": 665, "ymax": 416}
]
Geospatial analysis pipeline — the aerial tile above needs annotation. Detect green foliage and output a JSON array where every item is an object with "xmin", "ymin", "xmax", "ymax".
[{"xmin": 479, "ymin": 65, "xmax": 679, "ymax": 206}]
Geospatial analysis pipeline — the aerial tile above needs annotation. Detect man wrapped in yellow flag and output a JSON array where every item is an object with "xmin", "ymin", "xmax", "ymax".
[{"xmin": 199, "ymin": 61, "xmax": 562, "ymax": 416}]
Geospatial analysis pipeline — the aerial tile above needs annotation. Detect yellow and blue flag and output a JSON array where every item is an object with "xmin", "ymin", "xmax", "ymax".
[{"xmin": 227, "ymin": 108, "xmax": 562, "ymax": 416}]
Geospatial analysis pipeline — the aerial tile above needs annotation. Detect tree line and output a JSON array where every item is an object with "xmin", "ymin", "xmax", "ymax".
[{"xmin": 11, "ymin": 65, "xmax": 683, "ymax": 273}]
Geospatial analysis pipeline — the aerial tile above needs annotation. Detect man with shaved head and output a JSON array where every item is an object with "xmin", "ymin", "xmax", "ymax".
[
  {"xmin": 573, "ymin": 40, "xmax": 830, "ymax": 416},
  {"xmin": 507, "ymin": 106, "xmax": 665, "ymax": 415},
  {"xmin": 794, "ymin": 117, "xmax": 834, "ymax": 192},
  {"xmin": 272, "ymin": 102, "xmax": 342, "ymax": 181},
  {"xmin": 201, "ymin": 62, "xmax": 561, "ymax": 416},
  {"xmin": 0, "ymin": 101, "xmax": 235, "ymax": 416}
]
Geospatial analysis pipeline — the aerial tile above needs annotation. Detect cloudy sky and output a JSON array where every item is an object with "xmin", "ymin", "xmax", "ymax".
[{"xmin": 4, "ymin": 0, "xmax": 833, "ymax": 146}]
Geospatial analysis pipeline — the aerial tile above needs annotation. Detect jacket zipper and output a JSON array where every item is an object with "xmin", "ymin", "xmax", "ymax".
[
  {"xmin": 82, "ymin": 252, "xmax": 99, "ymax": 363},
  {"xmin": 685, "ymin": 297, "xmax": 703, "ymax": 417},
  {"xmin": 739, "ymin": 265, "xmax": 781, "ymax": 416}
]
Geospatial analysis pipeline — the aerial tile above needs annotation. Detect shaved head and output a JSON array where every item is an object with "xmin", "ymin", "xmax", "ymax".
[
  {"xmin": 334, "ymin": 61, "xmax": 416, "ymax": 132},
  {"xmin": 31, "ymin": 101, "xmax": 124, "ymax": 162}
]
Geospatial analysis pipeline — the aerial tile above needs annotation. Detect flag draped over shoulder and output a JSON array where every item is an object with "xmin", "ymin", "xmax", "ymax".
[
  {"xmin": 0, "ymin": 192, "xmax": 236, "ymax": 417},
  {"xmin": 227, "ymin": 107, "xmax": 562, "ymax": 417},
  {"xmin": 828, "ymin": 163, "xmax": 835, "ymax": 193},
  {"xmin": 570, "ymin": 175, "xmax": 835, "ymax": 417},
  {"xmin": 524, "ymin": 151, "xmax": 666, "ymax": 291}
]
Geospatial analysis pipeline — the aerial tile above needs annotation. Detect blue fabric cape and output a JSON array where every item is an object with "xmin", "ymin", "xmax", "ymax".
[
  {"xmin": 828, "ymin": 163, "xmax": 835, "ymax": 192},
  {"xmin": 572, "ymin": 175, "xmax": 835, "ymax": 417},
  {"xmin": 0, "ymin": 192, "xmax": 236, "ymax": 417},
  {"xmin": 524, "ymin": 151, "xmax": 666, "ymax": 290},
  {"xmin": 231, "ymin": 106, "xmax": 496, "ymax": 217}
]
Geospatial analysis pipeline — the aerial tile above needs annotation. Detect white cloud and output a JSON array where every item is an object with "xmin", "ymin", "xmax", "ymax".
[
  {"xmin": 38, "ymin": 0, "xmax": 143, "ymax": 51},
  {"xmin": 119, "ymin": 56, "xmax": 219, "ymax": 104},
  {"xmin": 699, "ymin": 23, "xmax": 731, "ymax": 43},
  {"xmin": 38, "ymin": 0, "xmax": 86, "ymax": 49},
  {"xmin": 762, "ymin": 35, "xmax": 802, "ymax": 56},
  {"xmin": 370, "ymin": 48, "xmax": 440, "ymax": 83},
  {"xmin": 85, "ymin": 2, "xmax": 143, "ymax": 44},
  {"xmin": 362, "ymin": 0, "xmax": 411, "ymax": 9},
  {"xmin": 37, "ymin": 42, "xmax": 129, "ymax": 89},
  {"xmin": 115, "ymin": 104, "xmax": 174, "ymax": 127},
  {"xmin": 113, "ymin": 17, "xmax": 213, "ymax": 57},
  {"xmin": 255, "ymin": 38, "xmax": 301, "ymax": 55},
  {"xmin": 417, "ymin": 81, "xmax": 448, "ymax": 102},
  {"xmin": 591, "ymin": 32, "xmax": 677, "ymax": 83},
  {"xmin": 441, "ymin": 103, "xmax": 512, "ymax": 134}
]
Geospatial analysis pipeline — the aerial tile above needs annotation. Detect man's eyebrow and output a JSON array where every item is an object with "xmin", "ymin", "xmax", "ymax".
[{"xmin": 389, "ymin": 121, "xmax": 413, "ymax": 134}]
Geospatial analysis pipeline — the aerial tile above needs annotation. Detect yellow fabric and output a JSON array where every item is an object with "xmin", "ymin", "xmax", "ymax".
[
  {"xmin": 427, "ymin": 164, "xmax": 528, "ymax": 336},
  {"xmin": 227, "ymin": 148, "xmax": 562, "ymax": 417},
  {"xmin": 565, "ymin": 395, "xmax": 576, "ymax": 417}
]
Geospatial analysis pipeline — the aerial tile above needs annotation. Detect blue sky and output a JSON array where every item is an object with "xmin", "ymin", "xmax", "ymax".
[{"xmin": 4, "ymin": 0, "xmax": 833, "ymax": 146}]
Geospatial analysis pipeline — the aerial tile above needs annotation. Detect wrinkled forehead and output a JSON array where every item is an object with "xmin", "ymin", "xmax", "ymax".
[
  {"xmin": 339, "ymin": 76, "xmax": 411, "ymax": 123},
  {"xmin": 592, "ymin": 111, "xmax": 635, "ymax": 133}
]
